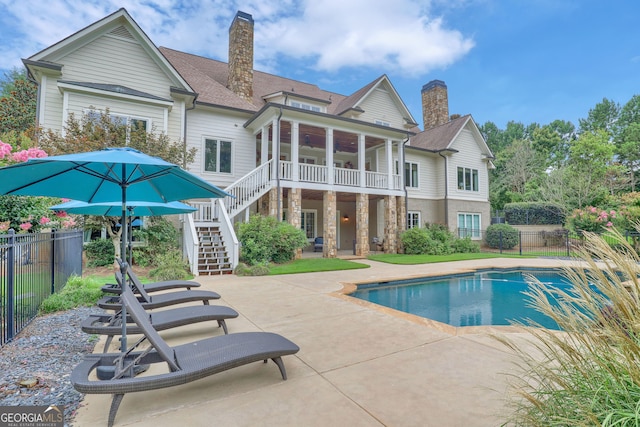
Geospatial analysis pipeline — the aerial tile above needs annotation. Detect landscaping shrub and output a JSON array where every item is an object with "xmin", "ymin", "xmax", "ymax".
[
  {"xmin": 401, "ymin": 223, "xmax": 476, "ymax": 255},
  {"xmin": 133, "ymin": 217, "xmax": 180, "ymax": 267},
  {"xmin": 39, "ymin": 275, "xmax": 104, "ymax": 313},
  {"xmin": 234, "ymin": 262, "xmax": 270, "ymax": 276},
  {"xmin": 485, "ymin": 223, "xmax": 519, "ymax": 249},
  {"xmin": 504, "ymin": 202, "xmax": 565, "ymax": 225},
  {"xmin": 236, "ymin": 215, "xmax": 308, "ymax": 265},
  {"xmin": 84, "ymin": 238, "xmax": 114, "ymax": 267},
  {"xmin": 566, "ymin": 206, "xmax": 618, "ymax": 235},
  {"xmin": 149, "ymin": 249, "xmax": 191, "ymax": 281}
]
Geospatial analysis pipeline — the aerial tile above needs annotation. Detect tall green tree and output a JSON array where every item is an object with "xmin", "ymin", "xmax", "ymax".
[
  {"xmin": 0, "ymin": 68, "xmax": 37, "ymax": 135},
  {"xmin": 578, "ymin": 98, "xmax": 620, "ymax": 136},
  {"xmin": 616, "ymin": 122, "xmax": 640, "ymax": 191}
]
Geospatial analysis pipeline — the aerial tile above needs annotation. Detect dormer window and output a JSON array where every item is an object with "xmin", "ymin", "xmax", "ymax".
[{"xmin": 290, "ymin": 101, "xmax": 321, "ymax": 112}]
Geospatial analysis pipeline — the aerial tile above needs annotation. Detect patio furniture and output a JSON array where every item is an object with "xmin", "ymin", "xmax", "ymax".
[
  {"xmin": 101, "ymin": 265, "xmax": 201, "ymax": 295},
  {"xmin": 97, "ymin": 272, "xmax": 221, "ymax": 311},
  {"xmin": 81, "ymin": 303, "xmax": 239, "ymax": 352},
  {"xmin": 72, "ymin": 285, "xmax": 300, "ymax": 427},
  {"xmin": 314, "ymin": 236, "xmax": 323, "ymax": 252}
]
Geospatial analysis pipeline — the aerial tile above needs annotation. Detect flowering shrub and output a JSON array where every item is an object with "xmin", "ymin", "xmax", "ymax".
[
  {"xmin": 0, "ymin": 140, "xmax": 76, "ymax": 233},
  {"xmin": 567, "ymin": 206, "xmax": 618, "ymax": 234}
]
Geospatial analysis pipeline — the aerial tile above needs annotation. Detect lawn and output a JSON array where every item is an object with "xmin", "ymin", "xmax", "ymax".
[{"xmin": 268, "ymin": 258, "xmax": 369, "ymax": 275}]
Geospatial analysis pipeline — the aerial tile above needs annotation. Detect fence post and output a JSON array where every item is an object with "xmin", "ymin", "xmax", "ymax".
[
  {"xmin": 566, "ymin": 230, "xmax": 570, "ymax": 257},
  {"xmin": 50, "ymin": 229, "xmax": 56, "ymax": 295},
  {"xmin": 499, "ymin": 230, "xmax": 503, "ymax": 254},
  {"xmin": 6, "ymin": 229, "xmax": 15, "ymax": 342},
  {"xmin": 519, "ymin": 231, "xmax": 522, "ymax": 255}
]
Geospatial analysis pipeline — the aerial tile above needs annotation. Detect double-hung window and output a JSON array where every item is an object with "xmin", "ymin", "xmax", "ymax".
[
  {"xmin": 457, "ymin": 213, "xmax": 481, "ymax": 239},
  {"xmin": 407, "ymin": 211, "xmax": 421, "ymax": 229},
  {"xmin": 85, "ymin": 110, "xmax": 149, "ymax": 145},
  {"xmin": 404, "ymin": 162, "xmax": 419, "ymax": 188},
  {"xmin": 204, "ymin": 138, "xmax": 232, "ymax": 173},
  {"xmin": 457, "ymin": 167, "xmax": 479, "ymax": 191}
]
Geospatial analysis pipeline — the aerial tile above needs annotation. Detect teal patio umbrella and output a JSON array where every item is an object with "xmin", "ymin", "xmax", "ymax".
[
  {"xmin": 0, "ymin": 147, "xmax": 229, "ymax": 365},
  {"xmin": 49, "ymin": 199, "xmax": 197, "ymax": 265}
]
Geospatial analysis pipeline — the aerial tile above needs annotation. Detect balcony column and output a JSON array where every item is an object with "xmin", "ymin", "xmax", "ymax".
[
  {"xmin": 358, "ymin": 133, "xmax": 366, "ymax": 187},
  {"xmin": 288, "ymin": 188, "xmax": 302, "ymax": 259},
  {"xmin": 260, "ymin": 125, "xmax": 269, "ymax": 164},
  {"xmin": 322, "ymin": 190, "xmax": 337, "ymax": 258},
  {"xmin": 386, "ymin": 138, "xmax": 393, "ymax": 189},
  {"xmin": 396, "ymin": 195, "xmax": 406, "ymax": 253},
  {"xmin": 271, "ymin": 118, "xmax": 279, "ymax": 181},
  {"xmin": 383, "ymin": 195, "xmax": 398, "ymax": 253},
  {"xmin": 291, "ymin": 121, "xmax": 299, "ymax": 182},
  {"xmin": 326, "ymin": 128, "xmax": 334, "ymax": 185},
  {"xmin": 356, "ymin": 193, "xmax": 369, "ymax": 256},
  {"xmin": 396, "ymin": 139, "xmax": 404, "ymax": 190}
]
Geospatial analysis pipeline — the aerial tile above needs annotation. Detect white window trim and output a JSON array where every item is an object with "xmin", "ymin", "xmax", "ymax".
[
  {"xmin": 457, "ymin": 212, "xmax": 482, "ymax": 240},
  {"xmin": 407, "ymin": 211, "xmax": 421, "ymax": 229},
  {"xmin": 301, "ymin": 209, "xmax": 318, "ymax": 241},
  {"xmin": 405, "ymin": 161, "xmax": 419, "ymax": 189},
  {"xmin": 457, "ymin": 166, "xmax": 479, "ymax": 192},
  {"xmin": 375, "ymin": 119, "xmax": 390, "ymax": 127},
  {"xmin": 83, "ymin": 108, "xmax": 151, "ymax": 145},
  {"xmin": 202, "ymin": 137, "xmax": 233, "ymax": 174},
  {"xmin": 290, "ymin": 100, "xmax": 323, "ymax": 113}
]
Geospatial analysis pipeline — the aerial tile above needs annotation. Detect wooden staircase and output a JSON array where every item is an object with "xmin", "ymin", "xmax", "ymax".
[{"xmin": 197, "ymin": 226, "xmax": 233, "ymax": 275}]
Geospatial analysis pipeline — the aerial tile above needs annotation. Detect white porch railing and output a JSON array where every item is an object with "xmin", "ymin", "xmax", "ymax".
[
  {"xmin": 217, "ymin": 199, "xmax": 239, "ymax": 268},
  {"xmin": 183, "ymin": 213, "xmax": 200, "ymax": 275},
  {"xmin": 224, "ymin": 159, "xmax": 273, "ymax": 218},
  {"xmin": 334, "ymin": 167, "xmax": 360, "ymax": 186},
  {"xmin": 365, "ymin": 171, "xmax": 388, "ymax": 189},
  {"xmin": 299, "ymin": 163, "xmax": 327, "ymax": 183},
  {"xmin": 279, "ymin": 160, "xmax": 292, "ymax": 180}
]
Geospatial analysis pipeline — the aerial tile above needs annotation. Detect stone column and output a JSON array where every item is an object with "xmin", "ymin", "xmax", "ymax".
[
  {"xmin": 384, "ymin": 195, "xmax": 397, "ymax": 253},
  {"xmin": 396, "ymin": 195, "xmax": 406, "ymax": 254},
  {"xmin": 356, "ymin": 193, "xmax": 369, "ymax": 256},
  {"xmin": 323, "ymin": 190, "xmax": 337, "ymax": 258},
  {"xmin": 258, "ymin": 193, "xmax": 269, "ymax": 216},
  {"xmin": 268, "ymin": 187, "xmax": 282, "ymax": 219},
  {"xmin": 288, "ymin": 188, "xmax": 302, "ymax": 259}
]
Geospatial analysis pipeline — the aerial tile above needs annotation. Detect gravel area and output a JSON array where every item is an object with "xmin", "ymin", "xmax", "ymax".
[{"xmin": 0, "ymin": 306, "xmax": 104, "ymax": 426}]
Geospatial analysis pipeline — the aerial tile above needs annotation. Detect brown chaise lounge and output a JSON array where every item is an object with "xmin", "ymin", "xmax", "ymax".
[
  {"xmin": 81, "ymin": 303, "xmax": 239, "ymax": 352},
  {"xmin": 101, "ymin": 265, "xmax": 201, "ymax": 295},
  {"xmin": 72, "ymin": 285, "xmax": 300, "ymax": 427}
]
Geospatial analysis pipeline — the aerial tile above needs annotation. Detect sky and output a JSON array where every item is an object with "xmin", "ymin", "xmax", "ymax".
[{"xmin": 0, "ymin": 0, "xmax": 638, "ymax": 130}]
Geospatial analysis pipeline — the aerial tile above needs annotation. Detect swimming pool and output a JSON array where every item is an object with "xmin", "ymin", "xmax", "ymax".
[{"xmin": 350, "ymin": 268, "xmax": 571, "ymax": 329}]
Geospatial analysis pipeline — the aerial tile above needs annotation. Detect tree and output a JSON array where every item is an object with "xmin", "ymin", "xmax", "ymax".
[
  {"xmin": 615, "ymin": 122, "xmax": 640, "ymax": 191},
  {"xmin": 0, "ymin": 69, "xmax": 37, "ymax": 134},
  {"xmin": 37, "ymin": 109, "xmax": 198, "ymax": 261},
  {"xmin": 578, "ymin": 98, "xmax": 620, "ymax": 136}
]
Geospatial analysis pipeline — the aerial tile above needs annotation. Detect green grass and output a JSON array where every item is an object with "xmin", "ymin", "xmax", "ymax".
[
  {"xmin": 268, "ymin": 258, "xmax": 369, "ymax": 275},
  {"xmin": 39, "ymin": 275, "xmax": 106, "ymax": 313},
  {"xmin": 367, "ymin": 252, "xmax": 536, "ymax": 265}
]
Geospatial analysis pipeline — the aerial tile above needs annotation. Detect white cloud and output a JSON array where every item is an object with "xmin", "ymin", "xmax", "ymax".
[{"xmin": 0, "ymin": 0, "xmax": 474, "ymax": 77}]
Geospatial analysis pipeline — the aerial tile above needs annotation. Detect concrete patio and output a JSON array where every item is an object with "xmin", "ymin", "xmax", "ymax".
[{"xmin": 73, "ymin": 257, "xmax": 571, "ymax": 426}]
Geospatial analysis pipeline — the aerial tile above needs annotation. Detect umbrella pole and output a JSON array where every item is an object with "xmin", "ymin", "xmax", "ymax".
[
  {"xmin": 128, "ymin": 207, "xmax": 134, "ymax": 266},
  {"xmin": 118, "ymin": 172, "xmax": 129, "ymax": 372}
]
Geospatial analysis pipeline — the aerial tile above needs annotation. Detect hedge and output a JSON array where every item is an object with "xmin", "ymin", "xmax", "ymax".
[{"xmin": 504, "ymin": 202, "xmax": 565, "ymax": 225}]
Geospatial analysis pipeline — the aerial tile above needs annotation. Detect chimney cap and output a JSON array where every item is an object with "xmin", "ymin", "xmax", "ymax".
[
  {"xmin": 230, "ymin": 11, "xmax": 254, "ymax": 30},
  {"xmin": 421, "ymin": 80, "xmax": 447, "ymax": 92}
]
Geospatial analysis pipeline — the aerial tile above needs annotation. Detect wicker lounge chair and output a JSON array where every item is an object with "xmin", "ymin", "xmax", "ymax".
[
  {"xmin": 97, "ymin": 273, "xmax": 221, "ymax": 311},
  {"xmin": 101, "ymin": 262, "xmax": 201, "ymax": 295},
  {"xmin": 72, "ymin": 285, "xmax": 299, "ymax": 427},
  {"xmin": 82, "ymin": 303, "xmax": 239, "ymax": 352}
]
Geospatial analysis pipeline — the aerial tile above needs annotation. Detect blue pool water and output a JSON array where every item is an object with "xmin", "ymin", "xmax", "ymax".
[{"xmin": 351, "ymin": 268, "xmax": 572, "ymax": 329}]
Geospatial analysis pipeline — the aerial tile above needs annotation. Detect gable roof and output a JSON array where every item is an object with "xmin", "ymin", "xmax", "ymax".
[
  {"xmin": 410, "ymin": 115, "xmax": 494, "ymax": 158},
  {"xmin": 25, "ymin": 8, "xmax": 192, "ymax": 93}
]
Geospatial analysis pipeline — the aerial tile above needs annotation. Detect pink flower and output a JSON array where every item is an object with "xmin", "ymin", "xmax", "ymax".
[
  {"xmin": 54, "ymin": 211, "xmax": 68, "ymax": 218},
  {"xmin": 0, "ymin": 221, "xmax": 9, "ymax": 232},
  {"xmin": 0, "ymin": 141, "xmax": 12, "ymax": 160},
  {"xmin": 590, "ymin": 207, "xmax": 597, "ymax": 213},
  {"xmin": 19, "ymin": 222, "xmax": 32, "ymax": 231},
  {"xmin": 39, "ymin": 217, "xmax": 51, "ymax": 225},
  {"xmin": 606, "ymin": 222, "xmax": 613, "ymax": 227},
  {"xmin": 62, "ymin": 218, "xmax": 76, "ymax": 228}
]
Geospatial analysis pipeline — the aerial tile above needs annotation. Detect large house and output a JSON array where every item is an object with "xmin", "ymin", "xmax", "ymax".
[{"xmin": 23, "ymin": 8, "xmax": 494, "ymax": 275}]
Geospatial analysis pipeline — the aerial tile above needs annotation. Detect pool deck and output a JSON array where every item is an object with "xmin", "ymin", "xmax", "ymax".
[{"xmin": 73, "ymin": 257, "xmax": 578, "ymax": 426}]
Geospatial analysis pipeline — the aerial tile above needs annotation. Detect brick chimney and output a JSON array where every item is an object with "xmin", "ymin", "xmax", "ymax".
[
  {"xmin": 227, "ymin": 11, "xmax": 254, "ymax": 104},
  {"xmin": 421, "ymin": 80, "xmax": 449, "ymax": 130}
]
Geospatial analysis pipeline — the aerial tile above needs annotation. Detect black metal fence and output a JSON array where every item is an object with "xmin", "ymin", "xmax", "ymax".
[
  {"xmin": 0, "ymin": 229, "xmax": 83, "ymax": 345},
  {"xmin": 460, "ymin": 228, "xmax": 640, "ymax": 258}
]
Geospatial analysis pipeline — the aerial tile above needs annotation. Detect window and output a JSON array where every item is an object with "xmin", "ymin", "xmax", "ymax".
[
  {"xmin": 407, "ymin": 211, "xmax": 421, "ymax": 229},
  {"xmin": 85, "ymin": 110, "xmax": 149, "ymax": 145},
  {"xmin": 458, "ymin": 213, "xmax": 481, "ymax": 239},
  {"xmin": 300, "ymin": 210, "xmax": 317, "ymax": 240},
  {"xmin": 375, "ymin": 119, "xmax": 390, "ymax": 127},
  {"xmin": 299, "ymin": 156, "xmax": 316, "ymax": 164},
  {"xmin": 290, "ymin": 101, "xmax": 321, "ymax": 112},
  {"xmin": 405, "ymin": 162, "xmax": 419, "ymax": 188},
  {"xmin": 457, "ymin": 167, "xmax": 479, "ymax": 192},
  {"xmin": 204, "ymin": 139, "xmax": 232, "ymax": 173}
]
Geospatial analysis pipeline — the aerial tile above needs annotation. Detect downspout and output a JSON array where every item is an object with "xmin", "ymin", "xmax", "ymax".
[
  {"xmin": 402, "ymin": 135, "xmax": 410, "ymax": 231},
  {"xmin": 183, "ymin": 96, "xmax": 197, "ymax": 168},
  {"xmin": 438, "ymin": 151, "xmax": 449, "ymax": 226}
]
